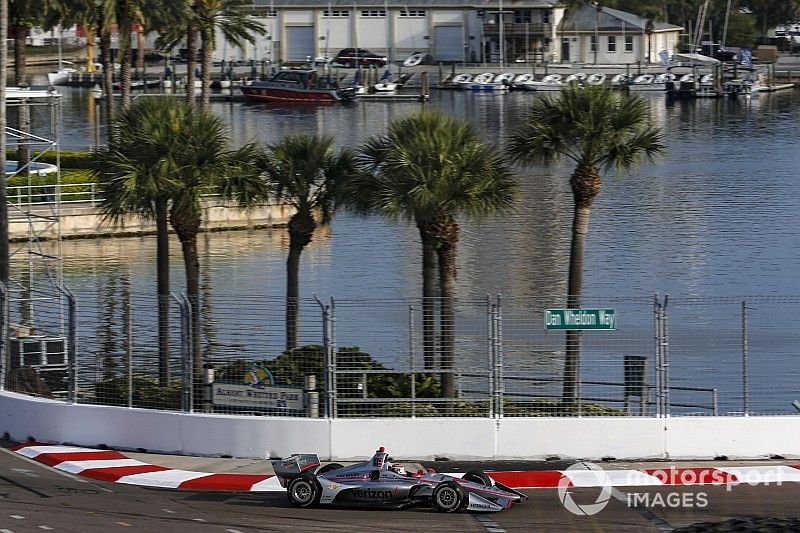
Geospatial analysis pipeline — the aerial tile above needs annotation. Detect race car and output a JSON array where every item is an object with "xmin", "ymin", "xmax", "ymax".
[{"xmin": 270, "ymin": 446, "xmax": 526, "ymax": 513}]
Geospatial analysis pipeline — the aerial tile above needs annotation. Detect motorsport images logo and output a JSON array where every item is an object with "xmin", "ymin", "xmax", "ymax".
[{"xmin": 557, "ymin": 463, "xmax": 613, "ymax": 516}]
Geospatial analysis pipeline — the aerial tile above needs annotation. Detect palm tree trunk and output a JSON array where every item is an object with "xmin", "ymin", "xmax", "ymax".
[
  {"xmin": 417, "ymin": 224, "xmax": 437, "ymax": 371},
  {"xmin": 200, "ymin": 27, "xmax": 214, "ymax": 110},
  {"xmin": 136, "ymin": 19, "xmax": 145, "ymax": 75},
  {"xmin": 100, "ymin": 27, "xmax": 115, "ymax": 142},
  {"xmin": 119, "ymin": 17, "xmax": 133, "ymax": 107},
  {"xmin": 562, "ymin": 204, "xmax": 591, "ymax": 408},
  {"xmin": 286, "ymin": 211, "xmax": 315, "ymax": 351},
  {"xmin": 86, "ymin": 27, "xmax": 97, "ymax": 73},
  {"xmin": 186, "ymin": 17, "xmax": 198, "ymax": 107},
  {"xmin": 286, "ymin": 244, "xmax": 302, "ymax": 352},
  {"xmin": 435, "ymin": 219, "xmax": 459, "ymax": 400},
  {"xmin": 156, "ymin": 199, "xmax": 171, "ymax": 386},
  {"xmin": 13, "ymin": 27, "xmax": 29, "ymax": 174},
  {"xmin": 173, "ymin": 220, "xmax": 202, "ymax": 395}
]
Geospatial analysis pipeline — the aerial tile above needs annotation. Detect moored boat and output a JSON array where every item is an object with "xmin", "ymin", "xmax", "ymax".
[
  {"xmin": 520, "ymin": 73, "xmax": 563, "ymax": 91},
  {"xmin": 240, "ymin": 69, "xmax": 357, "ymax": 103}
]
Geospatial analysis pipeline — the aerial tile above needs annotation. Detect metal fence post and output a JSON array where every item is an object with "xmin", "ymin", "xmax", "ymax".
[
  {"xmin": 63, "ymin": 286, "xmax": 77, "ymax": 404},
  {"xmin": 409, "ymin": 305, "xmax": 416, "ymax": 418},
  {"xmin": 330, "ymin": 298, "xmax": 337, "ymax": 418},
  {"xmin": 653, "ymin": 294, "xmax": 662, "ymax": 417},
  {"xmin": 662, "ymin": 295, "xmax": 670, "ymax": 416},
  {"xmin": 125, "ymin": 292, "xmax": 133, "ymax": 408},
  {"xmin": 742, "ymin": 300, "xmax": 749, "ymax": 416},
  {"xmin": 171, "ymin": 293, "xmax": 191, "ymax": 413},
  {"xmin": 495, "ymin": 294, "xmax": 504, "ymax": 418},
  {"xmin": 315, "ymin": 296, "xmax": 335, "ymax": 419},
  {"xmin": 486, "ymin": 295, "xmax": 494, "ymax": 418},
  {"xmin": 0, "ymin": 283, "xmax": 6, "ymax": 392}
]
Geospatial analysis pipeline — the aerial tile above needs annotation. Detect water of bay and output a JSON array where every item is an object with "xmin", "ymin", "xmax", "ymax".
[{"xmin": 30, "ymin": 84, "xmax": 800, "ymax": 413}]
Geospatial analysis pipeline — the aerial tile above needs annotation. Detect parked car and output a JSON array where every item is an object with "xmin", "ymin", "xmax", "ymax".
[{"xmin": 333, "ymin": 48, "xmax": 388, "ymax": 68}]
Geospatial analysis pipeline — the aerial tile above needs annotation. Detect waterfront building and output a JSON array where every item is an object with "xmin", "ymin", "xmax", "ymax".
[{"xmin": 557, "ymin": 5, "xmax": 683, "ymax": 65}]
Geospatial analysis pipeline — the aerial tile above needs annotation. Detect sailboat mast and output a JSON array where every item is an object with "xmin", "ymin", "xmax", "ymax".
[
  {"xmin": 722, "ymin": 0, "xmax": 733, "ymax": 47},
  {"xmin": 57, "ymin": 27, "xmax": 63, "ymax": 70}
]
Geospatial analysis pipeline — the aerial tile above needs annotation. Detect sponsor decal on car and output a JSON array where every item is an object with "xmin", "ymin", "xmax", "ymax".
[{"xmin": 351, "ymin": 488, "xmax": 397, "ymax": 499}]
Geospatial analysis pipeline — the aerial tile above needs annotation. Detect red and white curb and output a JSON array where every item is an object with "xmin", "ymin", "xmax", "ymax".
[{"xmin": 12, "ymin": 444, "xmax": 800, "ymax": 492}]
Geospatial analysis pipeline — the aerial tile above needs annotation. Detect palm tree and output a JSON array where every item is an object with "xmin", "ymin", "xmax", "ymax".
[
  {"xmin": 93, "ymin": 98, "xmax": 265, "ymax": 385},
  {"xmin": 91, "ymin": 97, "xmax": 182, "ymax": 386},
  {"xmin": 507, "ymin": 85, "xmax": 664, "ymax": 409},
  {"xmin": 342, "ymin": 110, "xmax": 518, "ymax": 399},
  {"xmin": 259, "ymin": 134, "xmax": 354, "ymax": 351},
  {"xmin": 194, "ymin": 0, "xmax": 265, "ymax": 109}
]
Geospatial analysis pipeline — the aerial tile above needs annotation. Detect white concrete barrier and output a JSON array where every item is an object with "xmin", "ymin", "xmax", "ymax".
[{"xmin": 2, "ymin": 391, "xmax": 799, "ymax": 460}]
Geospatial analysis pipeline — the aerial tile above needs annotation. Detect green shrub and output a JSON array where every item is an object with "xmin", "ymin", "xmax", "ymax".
[
  {"xmin": 6, "ymin": 149, "xmax": 93, "ymax": 169},
  {"xmin": 94, "ymin": 377, "xmax": 182, "ymax": 410}
]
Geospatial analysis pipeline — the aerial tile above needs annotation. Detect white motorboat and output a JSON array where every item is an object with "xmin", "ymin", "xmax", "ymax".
[
  {"xmin": 512, "ymin": 73, "xmax": 533, "ymax": 88},
  {"xmin": 520, "ymin": 73, "xmax": 563, "ymax": 91},
  {"xmin": 47, "ymin": 67, "xmax": 78, "ymax": 86},
  {"xmin": 373, "ymin": 70, "xmax": 398, "ymax": 92},
  {"xmin": 610, "ymin": 73, "xmax": 628, "ymax": 87},
  {"xmin": 628, "ymin": 74, "xmax": 665, "ymax": 91},
  {"xmin": 564, "ymin": 72, "xmax": 587, "ymax": 85},
  {"xmin": 585, "ymin": 73, "xmax": 606, "ymax": 86},
  {"xmin": 451, "ymin": 73, "xmax": 473, "ymax": 85},
  {"xmin": 462, "ymin": 72, "xmax": 507, "ymax": 92}
]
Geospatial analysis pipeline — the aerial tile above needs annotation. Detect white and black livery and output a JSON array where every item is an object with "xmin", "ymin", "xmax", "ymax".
[{"xmin": 270, "ymin": 446, "xmax": 526, "ymax": 513}]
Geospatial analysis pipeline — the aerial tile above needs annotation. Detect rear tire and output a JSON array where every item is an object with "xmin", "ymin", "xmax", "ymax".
[
  {"xmin": 287, "ymin": 474, "xmax": 321, "ymax": 508},
  {"xmin": 317, "ymin": 463, "xmax": 344, "ymax": 475},
  {"xmin": 462, "ymin": 470, "xmax": 493, "ymax": 487},
  {"xmin": 432, "ymin": 481, "xmax": 467, "ymax": 513}
]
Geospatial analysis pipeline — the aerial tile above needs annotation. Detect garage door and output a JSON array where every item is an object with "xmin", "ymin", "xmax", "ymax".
[
  {"xmin": 434, "ymin": 26, "xmax": 463, "ymax": 62},
  {"xmin": 285, "ymin": 26, "xmax": 315, "ymax": 62}
]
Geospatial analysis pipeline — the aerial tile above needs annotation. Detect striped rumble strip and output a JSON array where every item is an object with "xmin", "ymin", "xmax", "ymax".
[{"xmin": 12, "ymin": 444, "xmax": 800, "ymax": 492}]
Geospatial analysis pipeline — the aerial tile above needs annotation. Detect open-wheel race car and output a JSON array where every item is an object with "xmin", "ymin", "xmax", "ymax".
[{"xmin": 270, "ymin": 446, "xmax": 527, "ymax": 513}]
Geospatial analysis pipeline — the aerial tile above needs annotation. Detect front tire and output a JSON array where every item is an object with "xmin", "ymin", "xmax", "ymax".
[
  {"xmin": 287, "ymin": 474, "xmax": 321, "ymax": 508},
  {"xmin": 462, "ymin": 470, "xmax": 493, "ymax": 487},
  {"xmin": 432, "ymin": 481, "xmax": 467, "ymax": 513}
]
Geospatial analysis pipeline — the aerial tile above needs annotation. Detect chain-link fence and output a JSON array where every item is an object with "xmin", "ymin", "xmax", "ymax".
[{"xmin": 2, "ymin": 287, "xmax": 799, "ymax": 418}]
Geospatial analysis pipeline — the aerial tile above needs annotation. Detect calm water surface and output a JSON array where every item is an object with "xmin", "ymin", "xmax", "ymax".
[{"xmin": 24, "ymin": 84, "xmax": 800, "ymax": 413}]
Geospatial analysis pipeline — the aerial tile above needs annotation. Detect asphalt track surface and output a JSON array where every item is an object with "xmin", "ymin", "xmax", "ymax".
[{"xmin": 2, "ymin": 449, "xmax": 800, "ymax": 532}]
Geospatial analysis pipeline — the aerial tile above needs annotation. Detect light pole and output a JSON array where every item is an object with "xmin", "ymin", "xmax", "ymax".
[
  {"xmin": 645, "ymin": 19, "xmax": 654, "ymax": 64},
  {"xmin": 0, "ymin": 0, "xmax": 8, "ymax": 286},
  {"xmin": 499, "ymin": 0, "xmax": 504, "ymax": 66}
]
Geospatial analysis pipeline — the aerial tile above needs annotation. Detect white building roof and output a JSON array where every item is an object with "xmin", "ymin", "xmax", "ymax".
[
  {"xmin": 253, "ymin": 0, "xmax": 556, "ymax": 7},
  {"xmin": 560, "ymin": 4, "xmax": 683, "ymax": 33}
]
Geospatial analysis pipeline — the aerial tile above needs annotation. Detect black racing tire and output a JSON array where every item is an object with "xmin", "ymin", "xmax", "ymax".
[
  {"xmin": 462, "ymin": 470, "xmax": 493, "ymax": 487},
  {"xmin": 432, "ymin": 481, "xmax": 467, "ymax": 513},
  {"xmin": 316, "ymin": 463, "xmax": 344, "ymax": 475},
  {"xmin": 287, "ymin": 473, "xmax": 321, "ymax": 508}
]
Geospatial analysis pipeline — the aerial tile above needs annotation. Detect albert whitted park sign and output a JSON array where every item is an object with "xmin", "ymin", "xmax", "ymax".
[{"xmin": 544, "ymin": 308, "xmax": 617, "ymax": 331}]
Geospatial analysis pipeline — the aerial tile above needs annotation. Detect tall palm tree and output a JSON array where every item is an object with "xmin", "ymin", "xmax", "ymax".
[
  {"xmin": 93, "ymin": 97, "xmax": 265, "ymax": 385},
  {"xmin": 167, "ymin": 110, "xmax": 265, "ymax": 372},
  {"xmin": 507, "ymin": 85, "xmax": 664, "ymax": 409},
  {"xmin": 259, "ymin": 134, "xmax": 354, "ymax": 351},
  {"xmin": 194, "ymin": 0, "xmax": 265, "ymax": 109},
  {"xmin": 342, "ymin": 111, "xmax": 518, "ymax": 399},
  {"xmin": 91, "ymin": 97, "xmax": 182, "ymax": 385}
]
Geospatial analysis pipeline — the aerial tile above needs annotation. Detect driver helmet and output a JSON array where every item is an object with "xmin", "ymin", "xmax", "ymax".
[{"xmin": 388, "ymin": 463, "xmax": 406, "ymax": 475}]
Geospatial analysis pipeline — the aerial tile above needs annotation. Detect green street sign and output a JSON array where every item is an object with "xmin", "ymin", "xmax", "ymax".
[{"xmin": 544, "ymin": 308, "xmax": 617, "ymax": 331}]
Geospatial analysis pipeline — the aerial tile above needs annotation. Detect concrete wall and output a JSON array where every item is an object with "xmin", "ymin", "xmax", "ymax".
[
  {"xmin": 3, "ymin": 391, "xmax": 799, "ymax": 460},
  {"xmin": 10, "ymin": 201, "xmax": 293, "ymax": 241}
]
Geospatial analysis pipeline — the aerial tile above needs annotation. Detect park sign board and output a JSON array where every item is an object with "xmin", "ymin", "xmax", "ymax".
[
  {"xmin": 544, "ymin": 308, "xmax": 617, "ymax": 331},
  {"xmin": 212, "ymin": 382, "xmax": 304, "ymax": 411}
]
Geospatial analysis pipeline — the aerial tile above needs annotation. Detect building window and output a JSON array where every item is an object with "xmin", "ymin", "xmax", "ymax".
[
  {"xmin": 625, "ymin": 35, "xmax": 633, "ymax": 52},
  {"xmin": 360, "ymin": 9, "xmax": 386, "ymax": 17},
  {"xmin": 607, "ymin": 35, "xmax": 616, "ymax": 53},
  {"xmin": 514, "ymin": 10, "xmax": 532, "ymax": 24},
  {"xmin": 323, "ymin": 9, "xmax": 349, "ymax": 17},
  {"xmin": 590, "ymin": 36, "xmax": 596, "ymax": 52},
  {"xmin": 264, "ymin": 9, "xmax": 277, "ymax": 17},
  {"xmin": 399, "ymin": 9, "xmax": 425, "ymax": 17},
  {"xmin": 543, "ymin": 9, "xmax": 550, "ymax": 23},
  {"xmin": 543, "ymin": 37, "xmax": 551, "ymax": 51}
]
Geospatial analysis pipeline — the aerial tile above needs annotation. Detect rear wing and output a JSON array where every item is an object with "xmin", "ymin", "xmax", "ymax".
[{"xmin": 270, "ymin": 454, "xmax": 321, "ymax": 487}]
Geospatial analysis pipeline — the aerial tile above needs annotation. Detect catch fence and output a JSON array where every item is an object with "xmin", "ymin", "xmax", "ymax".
[{"xmin": 1, "ymin": 287, "xmax": 798, "ymax": 418}]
